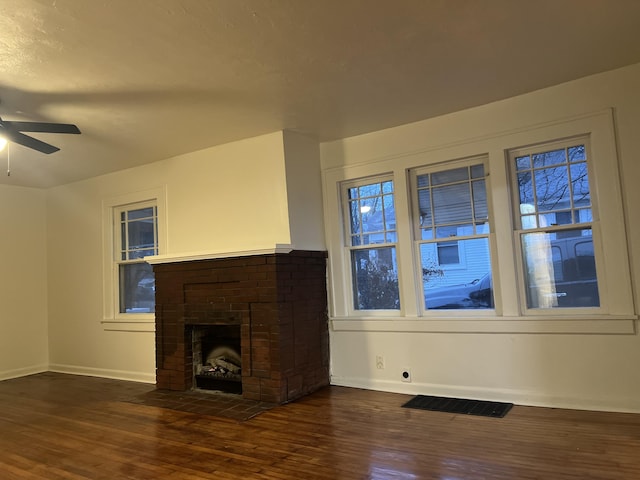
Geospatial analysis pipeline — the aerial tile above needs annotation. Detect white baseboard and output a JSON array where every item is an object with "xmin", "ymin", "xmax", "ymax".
[
  {"xmin": 0, "ymin": 364, "xmax": 48, "ymax": 382},
  {"xmin": 330, "ymin": 375, "xmax": 640, "ymax": 414},
  {"xmin": 48, "ymin": 364, "xmax": 156, "ymax": 384}
]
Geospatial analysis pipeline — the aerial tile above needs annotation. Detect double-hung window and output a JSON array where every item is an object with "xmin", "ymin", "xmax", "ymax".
[
  {"xmin": 327, "ymin": 110, "xmax": 635, "ymax": 333},
  {"xmin": 510, "ymin": 137, "xmax": 599, "ymax": 310},
  {"xmin": 102, "ymin": 186, "xmax": 165, "ymax": 331},
  {"xmin": 343, "ymin": 177, "xmax": 400, "ymax": 311},
  {"xmin": 411, "ymin": 159, "xmax": 493, "ymax": 311},
  {"xmin": 115, "ymin": 201, "xmax": 158, "ymax": 314}
]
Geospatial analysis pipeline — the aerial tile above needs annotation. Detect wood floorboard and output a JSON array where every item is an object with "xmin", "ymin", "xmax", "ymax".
[{"xmin": 0, "ymin": 372, "xmax": 639, "ymax": 479}]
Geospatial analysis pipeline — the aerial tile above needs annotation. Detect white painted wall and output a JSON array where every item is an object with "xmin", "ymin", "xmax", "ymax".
[
  {"xmin": 282, "ymin": 130, "xmax": 325, "ymax": 251},
  {"xmin": 46, "ymin": 132, "xmax": 301, "ymax": 382},
  {"xmin": 322, "ymin": 63, "xmax": 640, "ymax": 413},
  {"xmin": 0, "ymin": 185, "xmax": 49, "ymax": 380}
]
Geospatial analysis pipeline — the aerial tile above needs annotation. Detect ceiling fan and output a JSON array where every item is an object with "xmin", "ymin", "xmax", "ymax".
[{"xmin": 0, "ymin": 116, "xmax": 81, "ymax": 154}]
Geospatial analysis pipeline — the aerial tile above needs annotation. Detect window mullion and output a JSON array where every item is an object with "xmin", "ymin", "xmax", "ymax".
[{"xmin": 394, "ymin": 173, "xmax": 418, "ymax": 317}]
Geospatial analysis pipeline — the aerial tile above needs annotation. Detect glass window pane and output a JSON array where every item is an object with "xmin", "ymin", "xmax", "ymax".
[
  {"xmin": 422, "ymin": 237, "xmax": 492, "ymax": 310},
  {"xmin": 120, "ymin": 223, "xmax": 127, "ymax": 258},
  {"xmin": 431, "ymin": 166, "xmax": 469, "ymax": 185},
  {"xmin": 542, "ymin": 211, "xmax": 573, "ymax": 227},
  {"xmin": 347, "ymin": 179, "xmax": 395, "ymax": 247},
  {"xmin": 417, "ymin": 174, "xmax": 430, "ymax": 188},
  {"xmin": 470, "ymin": 164, "xmax": 485, "ymax": 179},
  {"xmin": 434, "ymin": 224, "xmax": 474, "ymax": 239},
  {"xmin": 359, "ymin": 183, "xmax": 381, "ymax": 198},
  {"xmin": 532, "ymin": 148, "xmax": 566, "ymax": 168},
  {"xmin": 521, "ymin": 229, "xmax": 599, "ymax": 308},
  {"xmin": 432, "ymin": 184, "xmax": 472, "ymax": 224},
  {"xmin": 535, "ymin": 166, "xmax": 570, "ymax": 212},
  {"xmin": 360, "ymin": 199, "xmax": 378, "ymax": 220},
  {"xmin": 351, "ymin": 247, "xmax": 399, "ymax": 310},
  {"xmin": 119, "ymin": 262, "xmax": 155, "ymax": 313},
  {"xmin": 128, "ymin": 207, "xmax": 155, "ymax": 221},
  {"xmin": 383, "ymin": 194, "xmax": 396, "ymax": 231},
  {"xmin": 418, "ymin": 190, "xmax": 432, "ymax": 227},
  {"xmin": 128, "ymin": 219, "xmax": 156, "ymax": 250},
  {"xmin": 421, "ymin": 228, "xmax": 434, "ymax": 240},
  {"xmin": 575, "ymin": 238, "xmax": 597, "ymax": 279},
  {"xmin": 349, "ymin": 201, "xmax": 361, "ymax": 236},
  {"xmin": 476, "ymin": 222, "xmax": 490, "ymax": 234},
  {"xmin": 472, "ymin": 179, "xmax": 488, "ymax": 221},
  {"xmin": 516, "ymin": 155, "xmax": 530, "ymax": 170},
  {"xmin": 520, "ymin": 214, "xmax": 538, "ymax": 230},
  {"xmin": 568, "ymin": 145, "xmax": 586, "ymax": 162},
  {"xmin": 570, "ymin": 163, "xmax": 591, "ymax": 207},
  {"xmin": 576, "ymin": 208, "xmax": 592, "ymax": 223},
  {"xmin": 517, "ymin": 172, "xmax": 534, "ymax": 205}
]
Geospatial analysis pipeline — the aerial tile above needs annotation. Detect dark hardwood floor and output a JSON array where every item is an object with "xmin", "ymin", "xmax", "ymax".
[{"xmin": 1, "ymin": 372, "xmax": 639, "ymax": 479}]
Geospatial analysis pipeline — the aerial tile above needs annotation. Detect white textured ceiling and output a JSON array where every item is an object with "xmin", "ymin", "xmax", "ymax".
[{"xmin": 1, "ymin": 0, "xmax": 640, "ymax": 188}]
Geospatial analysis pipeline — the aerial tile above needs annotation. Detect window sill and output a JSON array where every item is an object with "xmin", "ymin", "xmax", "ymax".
[
  {"xmin": 330, "ymin": 315, "xmax": 636, "ymax": 334},
  {"xmin": 102, "ymin": 318, "xmax": 155, "ymax": 332}
]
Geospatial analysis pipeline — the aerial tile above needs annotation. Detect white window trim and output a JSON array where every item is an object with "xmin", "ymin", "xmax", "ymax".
[
  {"xmin": 323, "ymin": 109, "xmax": 637, "ymax": 334},
  {"xmin": 101, "ymin": 186, "xmax": 167, "ymax": 332}
]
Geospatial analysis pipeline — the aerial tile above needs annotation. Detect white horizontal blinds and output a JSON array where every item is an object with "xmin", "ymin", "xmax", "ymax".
[
  {"xmin": 511, "ymin": 137, "xmax": 599, "ymax": 309},
  {"xmin": 413, "ymin": 160, "xmax": 493, "ymax": 310},
  {"xmin": 345, "ymin": 178, "xmax": 400, "ymax": 310},
  {"xmin": 416, "ymin": 163, "xmax": 489, "ymax": 240}
]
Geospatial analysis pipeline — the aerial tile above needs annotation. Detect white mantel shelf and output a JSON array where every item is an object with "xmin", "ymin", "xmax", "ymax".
[{"xmin": 145, "ymin": 244, "xmax": 294, "ymax": 265}]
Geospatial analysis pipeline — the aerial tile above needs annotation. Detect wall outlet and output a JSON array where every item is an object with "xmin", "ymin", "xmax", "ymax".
[
  {"xmin": 376, "ymin": 355, "xmax": 385, "ymax": 370},
  {"xmin": 401, "ymin": 368, "xmax": 412, "ymax": 382}
]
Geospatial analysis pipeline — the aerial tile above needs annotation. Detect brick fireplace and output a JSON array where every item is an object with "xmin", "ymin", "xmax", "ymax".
[{"xmin": 152, "ymin": 249, "xmax": 330, "ymax": 404}]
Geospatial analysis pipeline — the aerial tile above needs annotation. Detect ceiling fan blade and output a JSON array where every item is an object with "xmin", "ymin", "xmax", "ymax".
[
  {"xmin": 3, "ymin": 130, "xmax": 60, "ymax": 154},
  {"xmin": 2, "ymin": 121, "xmax": 81, "ymax": 134}
]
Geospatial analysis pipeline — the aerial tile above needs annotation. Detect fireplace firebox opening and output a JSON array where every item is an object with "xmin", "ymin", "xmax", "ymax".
[{"xmin": 192, "ymin": 325, "xmax": 242, "ymax": 394}]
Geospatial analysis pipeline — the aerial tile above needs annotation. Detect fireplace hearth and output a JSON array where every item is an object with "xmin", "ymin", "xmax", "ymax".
[{"xmin": 152, "ymin": 250, "xmax": 330, "ymax": 404}]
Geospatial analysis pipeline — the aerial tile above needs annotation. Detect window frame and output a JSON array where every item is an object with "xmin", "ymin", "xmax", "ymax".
[
  {"xmin": 410, "ymin": 156, "xmax": 495, "ymax": 315},
  {"xmin": 508, "ymin": 137, "xmax": 605, "ymax": 316},
  {"xmin": 324, "ymin": 109, "xmax": 636, "ymax": 334},
  {"xmin": 115, "ymin": 200, "xmax": 158, "ymax": 315},
  {"xmin": 102, "ymin": 186, "xmax": 167, "ymax": 332},
  {"xmin": 341, "ymin": 174, "xmax": 401, "ymax": 315}
]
